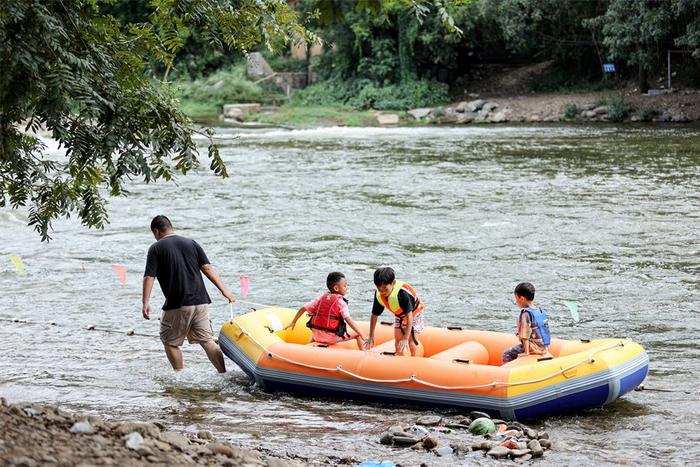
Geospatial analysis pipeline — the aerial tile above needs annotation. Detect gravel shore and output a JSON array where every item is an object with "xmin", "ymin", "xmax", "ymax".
[{"xmin": 0, "ymin": 398, "xmax": 303, "ymax": 467}]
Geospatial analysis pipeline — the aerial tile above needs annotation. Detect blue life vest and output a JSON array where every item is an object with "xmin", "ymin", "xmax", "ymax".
[{"xmin": 521, "ymin": 306, "xmax": 551, "ymax": 346}]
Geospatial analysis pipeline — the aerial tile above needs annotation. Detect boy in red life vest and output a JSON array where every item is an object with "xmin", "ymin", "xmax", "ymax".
[
  {"xmin": 363, "ymin": 267, "xmax": 425, "ymax": 356},
  {"xmin": 285, "ymin": 272, "xmax": 367, "ymax": 347},
  {"xmin": 502, "ymin": 282, "xmax": 552, "ymax": 363}
]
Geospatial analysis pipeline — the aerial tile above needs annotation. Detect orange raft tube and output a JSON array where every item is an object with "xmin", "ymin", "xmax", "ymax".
[{"xmin": 219, "ymin": 307, "xmax": 648, "ymax": 420}]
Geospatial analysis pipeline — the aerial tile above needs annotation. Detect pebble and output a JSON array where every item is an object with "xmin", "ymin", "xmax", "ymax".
[
  {"xmin": 159, "ymin": 431, "xmax": 190, "ymax": 450},
  {"xmin": 392, "ymin": 435, "xmax": 421, "ymax": 446},
  {"xmin": 422, "ymin": 435, "xmax": 438, "ymax": 450},
  {"xmin": 528, "ymin": 439, "xmax": 544, "ymax": 458},
  {"xmin": 416, "ymin": 415, "xmax": 442, "ymax": 426},
  {"xmin": 434, "ymin": 446, "xmax": 453, "ymax": 457},
  {"xmin": 69, "ymin": 421, "xmax": 94, "ymax": 434},
  {"xmin": 196, "ymin": 429, "xmax": 213, "ymax": 440},
  {"xmin": 487, "ymin": 446, "xmax": 510, "ymax": 458},
  {"xmin": 124, "ymin": 431, "xmax": 144, "ymax": 450},
  {"xmin": 449, "ymin": 441, "xmax": 471, "ymax": 454},
  {"xmin": 471, "ymin": 441, "xmax": 494, "ymax": 451},
  {"xmin": 379, "ymin": 432, "xmax": 394, "ymax": 445},
  {"xmin": 469, "ymin": 411, "xmax": 490, "ymax": 420}
]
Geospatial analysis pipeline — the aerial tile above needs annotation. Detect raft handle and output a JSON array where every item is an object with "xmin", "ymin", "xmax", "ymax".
[
  {"xmin": 380, "ymin": 321, "xmax": 393, "ymax": 326},
  {"xmin": 580, "ymin": 339, "xmax": 591, "ymax": 343},
  {"xmin": 316, "ymin": 344, "xmax": 328, "ymax": 348},
  {"xmin": 452, "ymin": 359, "xmax": 471, "ymax": 364},
  {"xmin": 382, "ymin": 351, "xmax": 396, "ymax": 356},
  {"xmin": 537, "ymin": 356, "xmax": 553, "ymax": 362},
  {"xmin": 447, "ymin": 326, "xmax": 463, "ymax": 331}
]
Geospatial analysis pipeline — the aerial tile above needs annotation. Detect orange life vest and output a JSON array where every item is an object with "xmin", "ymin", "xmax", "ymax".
[{"xmin": 375, "ymin": 280, "xmax": 424, "ymax": 319}]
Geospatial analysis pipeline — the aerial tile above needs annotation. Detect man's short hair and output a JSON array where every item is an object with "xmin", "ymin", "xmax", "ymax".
[
  {"xmin": 514, "ymin": 282, "xmax": 535, "ymax": 301},
  {"xmin": 326, "ymin": 272, "xmax": 345, "ymax": 292},
  {"xmin": 373, "ymin": 267, "xmax": 395, "ymax": 286},
  {"xmin": 150, "ymin": 215, "xmax": 172, "ymax": 232}
]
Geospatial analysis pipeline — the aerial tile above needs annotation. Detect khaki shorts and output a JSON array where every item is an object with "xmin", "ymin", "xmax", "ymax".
[{"xmin": 160, "ymin": 304, "xmax": 213, "ymax": 346}]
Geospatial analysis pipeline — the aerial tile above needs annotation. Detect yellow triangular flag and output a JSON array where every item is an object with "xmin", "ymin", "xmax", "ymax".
[{"xmin": 9, "ymin": 255, "xmax": 25, "ymax": 275}]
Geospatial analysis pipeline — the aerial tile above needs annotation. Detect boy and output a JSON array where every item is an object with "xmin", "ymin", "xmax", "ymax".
[
  {"xmin": 502, "ymin": 282, "xmax": 551, "ymax": 364},
  {"xmin": 364, "ymin": 267, "xmax": 425, "ymax": 356},
  {"xmin": 285, "ymin": 272, "xmax": 366, "ymax": 347}
]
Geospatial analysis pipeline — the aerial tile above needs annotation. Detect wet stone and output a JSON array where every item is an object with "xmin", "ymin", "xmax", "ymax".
[
  {"xmin": 124, "ymin": 431, "xmax": 144, "ymax": 450},
  {"xmin": 515, "ymin": 453, "xmax": 533, "ymax": 463},
  {"xmin": 487, "ymin": 446, "xmax": 510, "ymax": 458},
  {"xmin": 469, "ymin": 411, "xmax": 490, "ymax": 420},
  {"xmin": 450, "ymin": 441, "xmax": 471, "ymax": 454},
  {"xmin": 69, "ymin": 421, "xmax": 94, "ymax": 434},
  {"xmin": 379, "ymin": 432, "xmax": 394, "ymax": 445},
  {"xmin": 539, "ymin": 438, "xmax": 552, "ymax": 449},
  {"xmin": 197, "ymin": 429, "xmax": 213, "ymax": 440},
  {"xmin": 537, "ymin": 431, "xmax": 549, "ymax": 440},
  {"xmin": 393, "ymin": 435, "xmax": 421, "ymax": 446},
  {"xmin": 472, "ymin": 441, "xmax": 494, "ymax": 451},
  {"xmin": 159, "ymin": 431, "xmax": 190, "ymax": 450},
  {"xmin": 422, "ymin": 435, "xmax": 439, "ymax": 450},
  {"xmin": 509, "ymin": 448, "xmax": 532, "ymax": 458},
  {"xmin": 525, "ymin": 427, "xmax": 538, "ymax": 439},
  {"xmin": 207, "ymin": 442, "xmax": 236, "ymax": 457},
  {"xmin": 528, "ymin": 439, "xmax": 544, "ymax": 458},
  {"xmin": 416, "ymin": 415, "xmax": 442, "ymax": 426},
  {"xmin": 388, "ymin": 425, "xmax": 406, "ymax": 436}
]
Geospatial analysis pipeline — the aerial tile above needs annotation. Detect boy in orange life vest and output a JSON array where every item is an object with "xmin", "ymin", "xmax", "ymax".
[
  {"xmin": 285, "ymin": 272, "xmax": 367, "ymax": 347},
  {"xmin": 364, "ymin": 267, "xmax": 425, "ymax": 356}
]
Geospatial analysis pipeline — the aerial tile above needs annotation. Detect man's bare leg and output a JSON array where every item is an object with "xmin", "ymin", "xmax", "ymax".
[
  {"xmin": 164, "ymin": 344, "xmax": 184, "ymax": 370},
  {"xmin": 201, "ymin": 340, "xmax": 226, "ymax": 373}
]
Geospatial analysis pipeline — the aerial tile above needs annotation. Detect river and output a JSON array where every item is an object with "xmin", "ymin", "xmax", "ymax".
[{"xmin": 1, "ymin": 124, "xmax": 699, "ymax": 465}]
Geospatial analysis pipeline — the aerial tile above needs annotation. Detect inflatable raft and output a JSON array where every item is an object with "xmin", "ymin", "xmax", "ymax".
[{"xmin": 219, "ymin": 307, "xmax": 648, "ymax": 420}]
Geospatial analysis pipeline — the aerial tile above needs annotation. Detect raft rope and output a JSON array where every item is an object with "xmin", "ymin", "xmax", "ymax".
[
  {"xmin": 229, "ymin": 316, "xmax": 627, "ymax": 390},
  {"xmin": 0, "ymin": 317, "xmax": 159, "ymax": 338}
]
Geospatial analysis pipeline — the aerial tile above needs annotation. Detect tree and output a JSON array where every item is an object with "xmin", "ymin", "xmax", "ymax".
[{"xmin": 0, "ymin": 0, "xmax": 306, "ymax": 240}]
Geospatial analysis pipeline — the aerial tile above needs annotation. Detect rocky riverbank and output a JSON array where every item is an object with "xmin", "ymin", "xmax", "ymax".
[{"xmin": 0, "ymin": 398, "xmax": 303, "ymax": 467}]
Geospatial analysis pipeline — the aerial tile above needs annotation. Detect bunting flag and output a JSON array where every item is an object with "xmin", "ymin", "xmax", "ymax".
[
  {"xmin": 9, "ymin": 255, "xmax": 25, "ymax": 275},
  {"xmin": 111, "ymin": 264, "xmax": 127, "ymax": 287},
  {"xmin": 240, "ymin": 275, "xmax": 250, "ymax": 298},
  {"xmin": 562, "ymin": 300, "xmax": 579, "ymax": 323}
]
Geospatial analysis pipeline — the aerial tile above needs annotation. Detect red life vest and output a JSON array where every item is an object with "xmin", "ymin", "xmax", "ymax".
[{"xmin": 308, "ymin": 292, "xmax": 347, "ymax": 337}]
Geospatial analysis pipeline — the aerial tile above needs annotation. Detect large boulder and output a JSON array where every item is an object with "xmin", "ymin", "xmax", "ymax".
[
  {"xmin": 466, "ymin": 99, "xmax": 487, "ymax": 112},
  {"xmin": 407, "ymin": 108, "xmax": 432, "ymax": 120},
  {"xmin": 377, "ymin": 114, "xmax": 400, "ymax": 125},
  {"xmin": 246, "ymin": 52, "xmax": 274, "ymax": 80}
]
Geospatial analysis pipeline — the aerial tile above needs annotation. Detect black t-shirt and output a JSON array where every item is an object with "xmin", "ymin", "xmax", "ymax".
[
  {"xmin": 371, "ymin": 288, "xmax": 417, "ymax": 316},
  {"xmin": 144, "ymin": 235, "xmax": 211, "ymax": 310}
]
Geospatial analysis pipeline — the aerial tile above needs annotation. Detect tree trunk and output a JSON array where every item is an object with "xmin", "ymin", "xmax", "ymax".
[{"xmin": 638, "ymin": 65, "xmax": 649, "ymax": 94}]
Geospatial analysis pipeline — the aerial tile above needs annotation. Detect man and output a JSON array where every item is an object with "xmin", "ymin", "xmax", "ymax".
[{"xmin": 142, "ymin": 215, "xmax": 235, "ymax": 372}]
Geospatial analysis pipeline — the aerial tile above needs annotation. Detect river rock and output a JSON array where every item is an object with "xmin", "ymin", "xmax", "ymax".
[
  {"xmin": 9, "ymin": 456, "xmax": 38, "ymax": 467},
  {"xmin": 509, "ymin": 448, "xmax": 532, "ymax": 458},
  {"xmin": 539, "ymin": 438, "xmax": 552, "ymax": 449},
  {"xmin": 207, "ymin": 442, "xmax": 236, "ymax": 457},
  {"xmin": 537, "ymin": 430, "xmax": 549, "ymax": 440},
  {"xmin": 489, "ymin": 109, "xmax": 509, "ymax": 123},
  {"xmin": 481, "ymin": 101, "xmax": 498, "ymax": 113},
  {"xmin": 196, "ymin": 429, "xmax": 213, "ymax": 440},
  {"xmin": 116, "ymin": 421, "xmax": 160, "ymax": 438},
  {"xmin": 593, "ymin": 105, "xmax": 609, "ymax": 115},
  {"xmin": 472, "ymin": 441, "xmax": 494, "ymax": 451},
  {"xmin": 422, "ymin": 435, "xmax": 439, "ymax": 449},
  {"xmin": 466, "ymin": 99, "xmax": 487, "ymax": 112},
  {"xmin": 389, "ymin": 425, "xmax": 407, "ymax": 436},
  {"xmin": 246, "ymin": 52, "xmax": 274, "ymax": 80},
  {"xmin": 455, "ymin": 101, "xmax": 468, "ymax": 113},
  {"xmin": 416, "ymin": 415, "xmax": 442, "ymax": 426},
  {"xmin": 377, "ymin": 114, "xmax": 400, "ymax": 125},
  {"xmin": 69, "ymin": 421, "xmax": 94, "ymax": 434},
  {"xmin": 435, "ymin": 446, "xmax": 453, "ymax": 457},
  {"xmin": 124, "ymin": 431, "xmax": 144, "ymax": 450},
  {"xmin": 159, "ymin": 431, "xmax": 190, "ymax": 450},
  {"xmin": 581, "ymin": 110, "xmax": 596, "ymax": 119},
  {"xmin": 515, "ymin": 453, "xmax": 533, "ymax": 463},
  {"xmin": 393, "ymin": 435, "xmax": 421, "ymax": 446},
  {"xmin": 449, "ymin": 441, "xmax": 471, "ymax": 454},
  {"xmin": 469, "ymin": 411, "xmax": 490, "ymax": 420},
  {"xmin": 457, "ymin": 111, "xmax": 477, "ymax": 123},
  {"xmin": 379, "ymin": 432, "xmax": 394, "ymax": 445},
  {"xmin": 487, "ymin": 446, "xmax": 510, "ymax": 458},
  {"xmin": 524, "ymin": 427, "xmax": 538, "ymax": 439},
  {"xmin": 580, "ymin": 103, "xmax": 596, "ymax": 111},
  {"xmin": 528, "ymin": 439, "xmax": 544, "ymax": 457},
  {"xmin": 408, "ymin": 108, "xmax": 432, "ymax": 120}
]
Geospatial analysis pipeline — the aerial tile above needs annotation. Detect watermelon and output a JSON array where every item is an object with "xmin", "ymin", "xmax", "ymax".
[{"xmin": 469, "ymin": 417, "xmax": 496, "ymax": 435}]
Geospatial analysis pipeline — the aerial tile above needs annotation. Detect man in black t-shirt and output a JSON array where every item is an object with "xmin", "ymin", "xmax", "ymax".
[{"xmin": 142, "ymin": 215, "xmax": 236, "ymax": 372}]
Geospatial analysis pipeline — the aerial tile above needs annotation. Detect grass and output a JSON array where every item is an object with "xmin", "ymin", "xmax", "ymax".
[{"xmin": 250, "ymin": 105, "xmax": 377, "ymax": 127}]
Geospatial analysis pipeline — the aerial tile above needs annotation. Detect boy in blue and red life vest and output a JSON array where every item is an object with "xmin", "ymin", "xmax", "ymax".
[
  {"xmin": 285, "ymin": 272, "xmax": 366, "ymax": 347},
  {"xmin": 364, "ymin": 267, "xmax": 425, "ymax": 356},
  {"xmin": 502, "ymin": 282, "xmax": 552, "ymax": 364}
]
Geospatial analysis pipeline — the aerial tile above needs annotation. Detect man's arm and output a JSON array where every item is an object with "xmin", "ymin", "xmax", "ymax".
[
  {"xmin": 200, "ymin": 264, "xmax": 236, "ymax": 303},
  {"xmin": 142, "ymin": 276, "xmax": 155, "ymax": 320}
]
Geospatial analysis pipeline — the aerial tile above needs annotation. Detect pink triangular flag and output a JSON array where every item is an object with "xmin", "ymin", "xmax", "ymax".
[
  {"xmin": 111, "ymin": 264, "xmax": 127, "ymax": 287},
  {"xmin": 240, "ymin": 275, "xmax": 250, "ymax": 298}
]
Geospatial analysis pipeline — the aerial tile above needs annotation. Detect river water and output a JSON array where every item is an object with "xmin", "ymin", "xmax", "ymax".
[{"xmin": 1, "ymin": 125, "xmax": 699, "ymax": 465}]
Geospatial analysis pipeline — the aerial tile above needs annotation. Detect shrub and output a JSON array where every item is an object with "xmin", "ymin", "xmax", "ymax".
[
  {"xmin": 636, "ymin": 106, "xmax": 659, "ymax": 122},
  {"xmin": 563, "ymin": 103, "xmax": 578, "ymax": 119},
  {"xmin": 607, "ymin": 95, "xmax": 630, "ymax": 122},
  {"xmin": 174, "ymin": 65, "xmax": 263, "ymax": 114}
]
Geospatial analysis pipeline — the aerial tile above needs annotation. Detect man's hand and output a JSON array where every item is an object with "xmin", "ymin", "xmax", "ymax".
[
  {"xmin": 363, "ymin": 337, "xmax": 374, "ymax": 350},
  {"xmin": 397, "ymin": 338, "xmax": 409, "ymax": 354},
  {"xmin": 142, "ymin": 304, "xmax": 151, "ymax": 320},
  {"xmin": 224, "ymin": 291, "xmax": 237, "ymax": 303}
]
